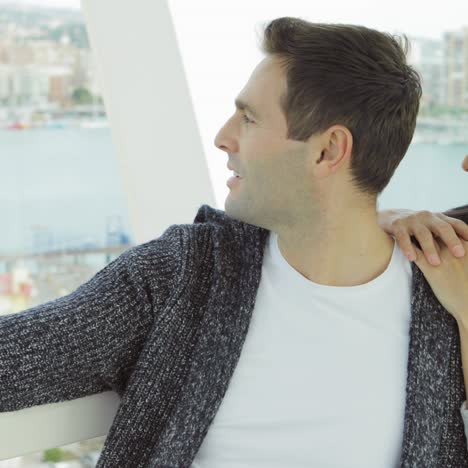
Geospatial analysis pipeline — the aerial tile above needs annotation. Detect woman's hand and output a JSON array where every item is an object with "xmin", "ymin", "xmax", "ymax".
[
  {"xmin": 413, "ymin": 237, "xmax": 468, "ymax": 325},
  {"xmin": 377, "ymin": 209, "xmax": 468, "ymax": 265},
  {"xmin": 379, "ymin": 156, "xmax": 468, "ymax": 323},
  {"xmin": 462, "ymin": 154, "xmax": 468, "ymax": 172}
]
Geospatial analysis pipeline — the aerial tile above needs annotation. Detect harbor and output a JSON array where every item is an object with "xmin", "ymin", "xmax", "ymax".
[
  {"xmin": 2, "ymin": 108, "xmax": 467, "ymax": 144},
  {"xmin": 0, "ymin": 214, "xmax": 133, "ymax": 316}
]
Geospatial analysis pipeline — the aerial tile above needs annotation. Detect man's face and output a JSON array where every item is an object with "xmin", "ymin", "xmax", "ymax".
[{"xmin": 214, "ymin": 55, "xmax": 318, "ymax": 231}]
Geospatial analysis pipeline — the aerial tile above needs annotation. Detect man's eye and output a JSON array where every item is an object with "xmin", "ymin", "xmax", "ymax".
[{"xmin": 241, "ymin": 114, "xmax": 254, "ymax": 124}]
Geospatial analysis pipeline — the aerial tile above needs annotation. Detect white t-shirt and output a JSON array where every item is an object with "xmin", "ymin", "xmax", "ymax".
[{"xmin": 191, "ymin": 230, "xmax": 465, "ymax": 467}]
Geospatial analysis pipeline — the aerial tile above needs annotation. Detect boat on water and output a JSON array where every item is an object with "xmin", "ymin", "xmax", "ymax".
[
  {"xmin": 79, "ymin": 119, "xmax": 110, "ymax": 129},
  {"xmin": 6, "ymin": 121, "xmax": 29, "ymax": 130},
  {"xmin": 2, "ymin": 120, "xmax": 109, "ymax": 130}
]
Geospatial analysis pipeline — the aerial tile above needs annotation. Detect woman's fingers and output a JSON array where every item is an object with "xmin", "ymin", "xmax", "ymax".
[
  {"xmin": 392, "ymin": 212, "xmax": 467, "ymax": 265},
  {"xmin": 386, "ymin": 153, "xmax": 467, "ymax": 263},
  {"xmin": 391, "ymin": 226, "xmax": 418, "ymax": 262},
  {"xmin": 395, "ymin": 224, "xmax": 442, "ymax": 265},
  {"xmin": 438, "ymin": 213, "xmax": 468, "ymax": 242}
]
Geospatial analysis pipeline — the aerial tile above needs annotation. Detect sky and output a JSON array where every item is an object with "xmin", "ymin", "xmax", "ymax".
[{"xmin": 2, "ymin": 0, "xmax": 468, "ymax": 40}]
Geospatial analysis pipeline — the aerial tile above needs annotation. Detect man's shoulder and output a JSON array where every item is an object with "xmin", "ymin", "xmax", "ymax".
[
  {"xmin": 124, "ymin": 204, "xmax": 269, "ymax": 276},
  {"xmin": 123, "ymin": 204, "xmax": 236, "ymax": 266},
  {"xmin": 193, "ymin": 203, "xmax": 228, "ymax": 226},
  {"xmin": 192, "ymin": 204, "xmax": 250, "ymax": 232}
]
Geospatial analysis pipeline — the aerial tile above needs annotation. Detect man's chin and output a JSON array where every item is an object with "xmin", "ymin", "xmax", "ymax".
[{"xmin": 224, "ymin": 200, "xmax": 247, "ymax": 223}]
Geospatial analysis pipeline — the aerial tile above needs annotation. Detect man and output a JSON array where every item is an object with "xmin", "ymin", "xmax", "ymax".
[
  {"xmin": 207, "ymin": 18, "xmax": 468, "ymax": 467},
  {"xmin": 1, "ymin": 18, "xmax": 467, "ymax": 468}
]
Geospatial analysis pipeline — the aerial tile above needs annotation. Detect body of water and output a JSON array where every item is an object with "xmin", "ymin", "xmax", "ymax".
[
  {"xmin": 0, "ymin": 127, "xmax": 467, "ymax": 255},
  {"xmin": 0, "ymin": 127, "xmax": 132, "ymax": 255}
]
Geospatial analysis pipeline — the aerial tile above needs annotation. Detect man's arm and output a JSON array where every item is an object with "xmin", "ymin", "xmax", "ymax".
[{"xmin": 0, "ymin": 224, "xmax": 181, "ymax": 412}]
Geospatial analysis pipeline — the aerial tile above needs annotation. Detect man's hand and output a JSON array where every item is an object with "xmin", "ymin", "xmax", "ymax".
[{"xmin": 377, "ymin": 209, "xmax": 468, "ymax": 265}]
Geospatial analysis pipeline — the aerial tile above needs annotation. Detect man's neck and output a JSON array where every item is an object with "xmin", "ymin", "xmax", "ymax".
[{"xmin": 275, "ymin": 219, "xmax": 396, "ymax": 287}]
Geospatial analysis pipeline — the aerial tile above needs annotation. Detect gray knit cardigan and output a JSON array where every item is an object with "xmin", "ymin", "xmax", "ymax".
[{"xmin": 1, "ymin": 203, "xmax": 468, "ymax": 467}]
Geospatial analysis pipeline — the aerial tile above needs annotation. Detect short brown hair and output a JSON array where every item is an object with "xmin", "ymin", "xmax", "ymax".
[{"xmin": 257, "ymin": 17, "xmax": 423, "ymax": 198}]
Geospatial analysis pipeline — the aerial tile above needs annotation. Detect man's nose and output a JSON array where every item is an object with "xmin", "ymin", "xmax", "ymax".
[{"xmin": 214, "ymin": 127, "xmax": 233, "ymax": 153}]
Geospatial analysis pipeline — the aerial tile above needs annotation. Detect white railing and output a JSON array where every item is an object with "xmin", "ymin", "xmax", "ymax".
[{"xmin": 0, "ymin": 392, "xmax": 120, "ymax": 460}]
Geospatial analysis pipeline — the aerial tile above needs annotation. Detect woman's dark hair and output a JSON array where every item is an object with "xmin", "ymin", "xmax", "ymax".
[
  {"xmin": 443, "ymin": 204, "xmax": 468, "ymax": 224},
  {"xmin": 257, "ymin": 17, "xmax": 423, "ymax": 199}
]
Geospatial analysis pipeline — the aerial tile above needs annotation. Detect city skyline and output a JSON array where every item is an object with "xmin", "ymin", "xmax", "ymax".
[
  {"xmin": 1, "ymin": 0, "xmax": 468, "ymax": 123},
  {"xmin": 1, "ymin": 0, "xmax": 468, "ymax": 40},
  {"xmin": 0, "ymin": 0, "xmax": 80, "ymax": 9}
]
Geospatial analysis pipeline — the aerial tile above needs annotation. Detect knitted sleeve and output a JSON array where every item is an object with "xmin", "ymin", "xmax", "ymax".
[
  {"xmin": 0, "ymin": 224, "xmax": 183, "ymax": 412},
  {"xmin": 461, "ymin": 401, "xmax": 468, "ymax": 449}
]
